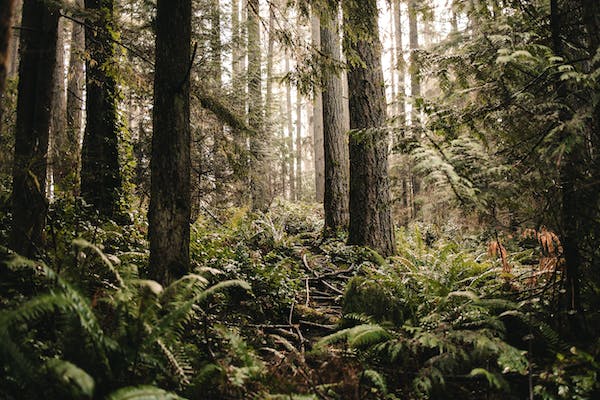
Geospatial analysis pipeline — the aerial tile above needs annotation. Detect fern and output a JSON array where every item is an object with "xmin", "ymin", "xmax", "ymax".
[
  {"xmin": 106, "ymin": 386, "xmax": 186, "ymax": 400},
  {"xmin": 44, "ymin": 359, "xmax": 95, "ymax": 398}
]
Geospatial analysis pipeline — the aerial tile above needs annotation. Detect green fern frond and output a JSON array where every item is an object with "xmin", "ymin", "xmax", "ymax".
[
  {"xmin": 106, "ymin": 385, "xmax": 186, "ymax": 400},
  {"xmin": 348, "ymin": 325, "xmax": 391, "ymax": 348},
  {"xmin": 155, "ymin": 339, "xmax": 191, "ymax": 386},
  {"xmin": 361, "ymin": 369, "xmax": 387, "ymax": 394},
  {"xmin": 146, "ymin": 280, "xmax": 250, "ymax": 349},
  {"xmin": 72, "ymin": 239, "xmax": 125, "ymax": 288},
  {"xmin": 45, "ymin": 358, "xmax": 95, "ymax": 398},
  {"xmin": 317, "ymin": 324, "xmax": 390, "ymax": 349}
]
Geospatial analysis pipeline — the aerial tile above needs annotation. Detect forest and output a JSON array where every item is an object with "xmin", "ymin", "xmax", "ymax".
[{"xmin": 0, "ymin": 0, "xmax": 599, "ymax": 399}]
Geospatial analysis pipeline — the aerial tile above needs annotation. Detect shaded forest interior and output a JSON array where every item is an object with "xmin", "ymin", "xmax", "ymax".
[{"xmin": 1, "ymin": 0, "xmax": 600, "ymax": 399}]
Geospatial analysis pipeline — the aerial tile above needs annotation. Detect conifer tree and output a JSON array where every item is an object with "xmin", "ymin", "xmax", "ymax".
[
  {"xmin": 10, "ymin": 0, "xmax": 59, "ymax": 256},
  {"xmin": 343, "ymin": 0, "xmax": 395, "ymax": 256},
  {"xmin": 149, "ymin": 0, "xmax": 192, "ymax": 285}
]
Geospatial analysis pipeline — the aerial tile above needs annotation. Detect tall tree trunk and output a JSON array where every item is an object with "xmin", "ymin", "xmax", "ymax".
[
  {"xmin": 49, "ymin": 16, "xmax": 68, "ymax": 195},
  {"xmin": 393, "ymin": 0, "xmax": 406, "ymax": 128},
  {"xmin": 247, "ymin": 0, "xmax": 268, "ymax": 210},
  {"xmin": 408, "ymin": 0, "xmax": 420, "ymax": 218},
  {"xmin": 10, "ymin": 0, "xmax": 59, "ymax": 256},
  {"xmin": 81, "ymin": 0, "xmax": 122, "ymax": 218},
  {"xmin": 0, "ymin": 0, "xmax": 16, "ymax": 99},
  {"xmin": 320, "ymin": 6, "xmax": 348, "ymax": 233},
  {"xmin": 296, "ymin": 88, "xmax": 302, "ymax": 200},
  {"xmin": 0, "ymin": 0, "xmax": 16, "ymax": 133},
  {"xmin": 6, "ymin": 0, "xmax": 21, "ymax": 78},
  {"xmin": 210, "ymin": 0, "xmax": 226, "ymax": 204},
  {"xmin": 344, "ymin": 0, "xmax": 395, "ymax": 257},
  {"xmin": 265, "ymin": 1, "xmax": 276, "ymax": 198},
  {"xmin": 408, "ymin": 0, "xmax": 420, "ymax": 102},
  {"xmin": 311, "ymin": 11, "xmax": 324, "ymax": 203},
  {"xmin": 550, "ymin": 0, "xmax": 587, "ymax": 337},
  {"xmin": 149, "ymin": 0, "xmax": 192, "ymax": 285},
  {"xmin": 65, "ymin": 0, "xmax": 85, "ymax": 194},
  {"xmin": 285, "ymin": 53, "xmax": 295, "ymax": 200}
]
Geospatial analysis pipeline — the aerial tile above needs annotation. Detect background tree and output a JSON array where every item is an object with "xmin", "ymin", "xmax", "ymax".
[
  {"xmin": 81, "ymin": 0, "xmax": 122, "ymax": 218},
  {"xmin": 247, "ymin": 0, "xmax": 268, "ymax": 211},
  {"xmin": 148, "ymin": 0, "xmax": 192, "ymax": 285},
  {"xmin": 319, "ymin": 2, "xmax": 348, "ymax": 234},
  {"xmin": 64, "ymin": 0, "xmax": 85, "ymax": 194},
  {"xmin": 343, "ymin": 0, "xmax": 395, "ymax": 256},
  {"xmin": 0, "ymin": 0, "xmax": 16, "ymax": 105},
  {"xmin": 10, "ymin": 0, "xmax": 59, "ymax": 256}
]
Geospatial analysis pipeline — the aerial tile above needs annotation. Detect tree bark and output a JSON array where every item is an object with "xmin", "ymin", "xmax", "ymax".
[
  {"xmin": 296, "ymin": 87, "xmax": 302, "ymax": 200},
  {"xmin": 408, "ymin": 0, "xmax": 420, "ymax": 101},
  {"xmin": 247, "ymin": 0, "xmax": 268, "ymax": 210},
  {"xmin": 49, "ymin": 16, "xmax": 68, "ymax": 195},
  {"xmin": 210, "ymin": 0, "xmax": 226, "ymax": 204},
  {"xmin": 81, "ymin": 0, "xmax": 122, "ymax": 218},
  {"xmin": 6, "ymin": 0, "xmax": 21, "ymax": 79},
  {"xmin": 285, "ymin": 53, "xmax": 295, "ymax": 200},
  {"xmin": 550, "ymin": 0, "xmax": 586, "ymax": 336},
  {"xmin": 10, "ymin": 0, "xmax": 59, "ymax": 256},
  {"xmin": 393, "ymin": 0, "xmax": 406, "ymax": 127},
  {"xmin": 311, "ymin": 11, "xmax": 324, "ymax": 203},
  {"xmin": 149, "ymin": 0, "xmax": 192, "ymax": 285},
  {"xmin": 0, "ymin": 0, "xmax": 16, "ymax": 100},
  {"xmin": 343, "ymin": 0, "xmax": 396, "ymax": 257},
  {"xmin": 320, "ymin": 7, "xmax": 349, "ymax": 233},
  {"xmin": 65, "ymin": 0, "xmax": 85, "ymax": 194}
]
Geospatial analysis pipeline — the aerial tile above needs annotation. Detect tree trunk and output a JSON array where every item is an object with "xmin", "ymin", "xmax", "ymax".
[
  {"xmin": 320, "ymin": 7, "xmax": 349, "ymax": 233},
  {"xmin": 149, "ymin": 0, "xmax": 192, "ymax": 285},
  {"xmin": 408, "ymin": 0, "xmax": 420, "ymax": 102},
  {"xmin": 550, "ymin": 0, "xmax": 586, "ymax": 337},
  {"xmin": 49, "ymin": 16, "xmax": 68, "ymax": 195},
  {"xmin": 285, "ymin": 53, "xmax": 295, "ymax": 200},
  {"xmin": 344, "ymin": 0, "xmax": 396, "ymax": 257},
  {"xmin": 247, "ymin": 0, "xmax": 268, "ymax": 210},
  {"xmin": 296, "ymin": 88, "xmax": 302, "ymax": 200},
  {"xmin": 81, "ymin": 0, "xmax": 122, "ymax": 218},
  {"xmin": 265, "ymin": 2, "xmax": 276, "ymax": 198},
  {"xmin": 10, "ymin": 0, "xmax": 59, "ymax": 256},
  {"xmin": 0, "ymin": 0, "xmax": 16, "ymax": 100},
  {"xmin": 311, "ymin": 11, "xmax": 324, "ymax": 203},
  {"xmin": 210, "ymin": 0, "xmax": 226, "ymax": 204},
  {"xmin": 65, "ymin": 0, "xmax": 85, "ymax": 194},
  {"xmin": 393, "ymin": 0, "xmax": 406, "ymax": 128},
  {"xmin": 6, "ymin": 0, "xmax": 21, "ymax": 78}
]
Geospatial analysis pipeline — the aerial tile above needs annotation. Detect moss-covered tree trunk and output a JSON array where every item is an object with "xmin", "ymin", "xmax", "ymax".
[
  {"xmin": 65, "ymin": 0, "xmax": 85, "ymax": 194},
  {"xmin": 81, "ymin": 0, "xmax": 122, "ymax": 218},
  {"xmin": 149, "ymin": 0, "xmax": 192, "ymax": 285},
  {"xmin": 320, "ymin": 8, "xmax": 349, "ymax": 233},
  {"xmin": 344, "ymin": 0, "xmax": 395, "ymax": 257},
  {"xmin": 10, "ymin": 0, "xmax": 59, "ymax": 256},
  {"xmin": 247, "ymin": 0, "xmax": 268, "ymax": 210}
]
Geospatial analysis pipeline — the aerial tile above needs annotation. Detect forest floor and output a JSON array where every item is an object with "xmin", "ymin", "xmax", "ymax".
[{"xmin": 3, "ymin": 201, "xmax": 599, "ymax": 400}]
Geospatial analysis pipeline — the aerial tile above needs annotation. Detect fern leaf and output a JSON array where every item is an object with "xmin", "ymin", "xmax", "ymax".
[
  {"xmin": 45, "ymin": 358, "xmax": 95, "ymax": 398},
  {"xmin": 361, "ymin": 369, "xmax": 387, "ymax": 394},
  {"xmin": 72, "ymin": 239, "xmax": 125, "ymax": 288},
  {"xmin": 106, "ymin": 385, "xmax": 186, "ymax": 400}
]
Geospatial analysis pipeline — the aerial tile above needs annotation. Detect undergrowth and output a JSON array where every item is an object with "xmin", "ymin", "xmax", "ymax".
[{"xmin": 1, "ymin": 200, "xmax": 599, "ymax": 399}]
